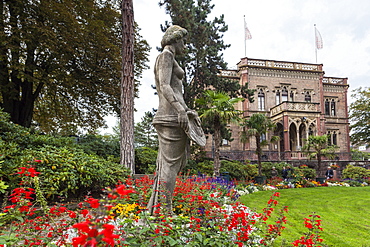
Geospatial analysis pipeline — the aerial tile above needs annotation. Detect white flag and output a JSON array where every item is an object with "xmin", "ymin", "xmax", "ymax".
[
  {"xmin": 245, "ymin": 21, "xmax": 252, "ymax": 40},
  {"xmin": 315, "ymin": 27, "xmax": 323, "ymax": 49}
]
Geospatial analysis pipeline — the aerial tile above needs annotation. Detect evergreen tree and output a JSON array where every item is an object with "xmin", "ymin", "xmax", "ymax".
[
  {"xmin": 121, "ymin": 0, "xmax": 135, "ymax": 173},
  {"xmin": 134, "ymin": 111, "xmax": 158, "ymax": 149},
  {"xmin": 159, "ymin": 0, "xmax": 253, "ymax": 108},
  {"xmin": 0, "ymin": 0, "xmax": 150, "ymax": 135},
  {"xmin": 349, "ymin": 87, "xmax": 370, "ymax": 147}
]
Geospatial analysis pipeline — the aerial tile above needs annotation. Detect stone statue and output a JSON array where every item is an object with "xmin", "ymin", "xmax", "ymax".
[{"xmin": 147, "ymin": 25, "xmax": 205, "ymax": 215}]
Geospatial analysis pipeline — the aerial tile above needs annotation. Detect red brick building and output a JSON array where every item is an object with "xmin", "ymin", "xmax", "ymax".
[{"xmin": 205, "ymin": 57, "xmax": 351, "ymax": 163}]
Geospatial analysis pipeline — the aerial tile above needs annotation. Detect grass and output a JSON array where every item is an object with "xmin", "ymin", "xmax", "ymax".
[{"xmin": 239, "ymin": 186, "xmax": 370, "ymax": 247}]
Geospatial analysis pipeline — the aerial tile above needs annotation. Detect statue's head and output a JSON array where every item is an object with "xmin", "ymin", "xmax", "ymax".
[{"xmin": 161, "ymin": 25, "xmax": 188, "ymax": 48}]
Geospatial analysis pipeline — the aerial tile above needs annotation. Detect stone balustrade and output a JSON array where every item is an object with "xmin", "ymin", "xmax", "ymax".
[{"xmin": 270, "ymin": 102, "xmax": 320, "ymax": 116}]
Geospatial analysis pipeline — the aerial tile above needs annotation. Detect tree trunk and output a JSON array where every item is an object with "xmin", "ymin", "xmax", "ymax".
[
  {"xmin": 317, "ymin": 152, "xmax": 322, "ymax": 177},
  {"xmin": 213, "ymin": 117, "xmax": 221, "ymax": 177},
  {"xmin": 256, "ymin": 135, "xmax": 262, "ymax": 176},
  {"xmin": 120, "ymin": 0, "xmax": 135, "ymax": 174}
]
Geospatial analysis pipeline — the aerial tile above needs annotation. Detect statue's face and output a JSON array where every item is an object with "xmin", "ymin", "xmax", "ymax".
[{"xmin": 174, "ymin": 38, "xmax": 185, "ymax": 55}]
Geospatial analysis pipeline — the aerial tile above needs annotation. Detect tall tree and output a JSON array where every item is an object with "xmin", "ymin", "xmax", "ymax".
[
  {"xmin": 197, "ymin": 90, "xmax": 243, "ymax": 176},
  {"xmin": 241, "ymin": 113, "xmax": 279, "ymax": 177},
  {"xmin": 121, "ymin": 0, "xmax": 135, "ymax": 173},
  {"xmin": 349, "ymin": 87, "xmax": 370, "ymax": 147},
  {"xmin": 159, "ymin": 0, "xmax": 252, "ymax": 108},
  {"xmin": 301, "ymin": 135, "xmax": 338, "ymax": 177},
  {"xmin": 134, "ymin": 111, "xmax": 158, "ymax": 149},
  {"xmin": 0, "ymin": 0, "xmax": 149, "ymax": 135}
]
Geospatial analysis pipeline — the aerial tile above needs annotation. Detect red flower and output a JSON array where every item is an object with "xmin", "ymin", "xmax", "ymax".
[
  {"xmin": 72, "ymin": 234, "xmax": 88, "ymax": 247},
  {"xmin": 85, "ymin": 197, "xmax": 100, "ymax": 208},
  {"xmin": 116, "ymin": 185, "xmax": 136, "ymax": 196},
  {"xmin": 68, "ymin": 210, "xmax": 77, "ymax": 218}
]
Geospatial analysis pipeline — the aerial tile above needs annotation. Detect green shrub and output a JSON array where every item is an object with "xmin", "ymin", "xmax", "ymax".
[
  {"xmin": 77, "ymin": 134, "xmax": 120, "ymax": 161},
  {"xmin": 294, "ymin": 167, "xmax": 316, "ymax": 179},
  {"xmin": 135, "ymin": 147, "xmax": 157, "ymax": 174},
  {"xmin": 220, "ymin": 160, "xmax": 257, "ymax": 181},
  {"xmin": 261, "ymin": 162, "xmax": 291, "ymax": 178},
  {"xmin": 2, "ymin": 146, "xmax": 129, "ymax": 199},
  {"xmin": 342, "ymin": 165, "xmax": 370, "ymax": 180},
  {"xmin": 0, "ymin": 109, "xmax": 129, "ymax": 200}
]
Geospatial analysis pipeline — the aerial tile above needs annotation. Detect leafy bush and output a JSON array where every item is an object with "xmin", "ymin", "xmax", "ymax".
[
  {"xmin": 261, "ymin": 162, "xmax": 291, "ymax": 179},
  {"xmin": 0, "ymin": 109, "xmax": 129, "ymax": 200},
  {"xmin": 342, "ymin": 165, "xmax": 370, "ymax": 180},
  {"xmin": 77, "ymin": 134, "xmax": 120, "ymax": 161},
  {"xmin": 220, "ymin": 160, "xmax": 257, "ymax": 180},
  {"xmin": 134, "ymin": 147, "xmax": 157, "ymax": 174},
  {"xmin": 294, "ymin": 167, "xmax": 316, "ymax": 179}
]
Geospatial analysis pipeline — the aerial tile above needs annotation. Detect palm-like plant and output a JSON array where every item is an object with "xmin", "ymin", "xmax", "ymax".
[
  {"xmin": 241, "ymin": 113, "xmax": 279, "ymax": 176},
  {"xmin": 197, "ymin": 90, "xmax": 243, "ymax": 176},
  {"xmin": 301, "ymin": 135, "xmax": 338, "ymax": 177}
]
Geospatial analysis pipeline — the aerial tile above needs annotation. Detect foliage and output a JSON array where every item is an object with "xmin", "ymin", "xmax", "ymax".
[
  {"xmin": 349, "ymin": 87, "xmax": 370, "ymax": 147},
  {"xmin": 77, "ymin": 134, "xmax": 120, "ymax": 161},
  {"xmin": 0, "ymin": 0, "xmax": 150, "ymax": 134},
  {"xmin": 134, "ymin": 147, "xmax": 158, "ymax": 174},
  {"xmin": 220, "ymin": 160, "xmax": 258, "ymax": 181},
  {"xmin": 350, "ymin": 148, "xmax": 370, "ymax": 161},
  {"xmin": 342, "ymin": 164, "xmax": 370, "ymax": 180},
  {"xmin": 241, "ymin": 187, "xmax": 370, "ymax": 247},
  {"xmin": 158, "ymin": 0, "xmax": 252, "ymax": 108},
  {"xmin": 184, "ymin": 159, "xmax": 214, "ymax": 175},
  {"xmin": 301, "ymin": 135, "xmax": 338, "ymax": 177},
  {"xmin": 241, "ymin": 113, "xmax": 279, "ymax": 176},
  {"xmin": 134, "ymin": 111, "xmax": 158, "ymax": 149},
  {"xmin": 197, "ymin": 90, "xmax": 243, "ymax": 176},
  {"xmin": 1, "ymin": 172, "xmax": 321, "ymax": 246},
  {"xmin": 0, "ymin": 109, "xmax": 129, "ymax": 199}
]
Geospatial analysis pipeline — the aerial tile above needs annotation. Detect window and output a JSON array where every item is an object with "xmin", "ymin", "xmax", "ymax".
[
  {"xmin": 325, "ymin": 99, "xmax": 330, "ymax": 115},
  {"xmin": 327, "ymin": 131, "xmax": 338, "ymax": 146},
  {"xmin": 305, "ymin": 92, "xmax": 311, "ymax": 102},
  {"xmin": 258, "ymin": 89, "xmax": 265, "ymax": 111},
  {"xmin": 276, "ymin": 91, "xmax": 280, "ymax": 105},
  {"xmin": 281, "ymin": 87, "xmax": 288, "ymax": 102},
  {"xmin": 325, "ymin": 98, "xmax": 336, "ymax": 116},
  {"xmin": 331, "ymin": 99, "xmax": 336, "ymax": 116},
  {"xmin": 290, "ymin": 91, "xmax": 294, "ymax": 101},
  {"xmin": 333, "ymin": 132, "xmax": 337, "ymax": 145},
  {"xmin": 327, "ymin": 132, "xmax": 332, "ymax": 146},
  {"xmin": 260, "ymin": 133, "xmax": 266, "ymax": 142}
]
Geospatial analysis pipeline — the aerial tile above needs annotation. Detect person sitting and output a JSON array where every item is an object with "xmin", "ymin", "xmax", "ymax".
[{"xmin": 325, "ymin": 166, "xmax": 334, "ymax": 180}]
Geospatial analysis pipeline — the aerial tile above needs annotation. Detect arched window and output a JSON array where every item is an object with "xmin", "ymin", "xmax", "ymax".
[
  {"xmin": 327, "ymin": 131, "xmax": 332, "ymax": 145},
  {"xmin": 325, "ymin": 99, "xmax": 330, "ymax": 115},
  {"xmin": 331, "ymin": 99, "xmax": 336, "ymax": 116},
  {"xmin": 305, "ymin": 92, "xmax": 311, "ymax": 102},
  {"xmin": 282, "ymin": 87, "xmax": 288, "ymax": 102},
  {"xmin": 258, "ymin": 89, "xmax": 265, "ymax": 111},
  {"xmin": 333, "ymin": 132, "xmax": 337, "ymax": 145},
  {"xmin": 290, "ymin": 91, "xmax": 294, "ymax": 101},
  {"xmin": 276, "ymin": 91, "xmax": 280, "ymax": 105}
]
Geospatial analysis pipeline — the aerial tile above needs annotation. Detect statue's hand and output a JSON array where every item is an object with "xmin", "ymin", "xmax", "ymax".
[
  {"xmin": 186, "ymin": 110, "xmax": 198, "ymax": 118},
  {"xmin": 178, "ymin": 111, "xmax": 189, "ymax": 132}
]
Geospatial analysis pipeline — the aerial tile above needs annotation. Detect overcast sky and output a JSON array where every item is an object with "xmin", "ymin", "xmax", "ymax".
[{"xmin": 103, "ymin": 0, "xmax": 370, "ymax": 131}]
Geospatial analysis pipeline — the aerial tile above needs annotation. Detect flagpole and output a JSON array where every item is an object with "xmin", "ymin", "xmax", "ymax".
[
  {"xmin": 314, "ymin": 24, "xmax": 317, "ymax": 63},
  {"xmin": 244, "ymin": 15, "xmax": 246, "ymax": 57}
]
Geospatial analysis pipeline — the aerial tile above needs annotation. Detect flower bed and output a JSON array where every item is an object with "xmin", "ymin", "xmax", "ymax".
[{"xmin": 0, "ymin": 165, "xmax": 331, "ymax": 246}]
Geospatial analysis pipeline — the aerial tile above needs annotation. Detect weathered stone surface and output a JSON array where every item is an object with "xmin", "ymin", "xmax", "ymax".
[{"xmin": 147, "ymin": 25, "xmax": 204, "ymax": 214}]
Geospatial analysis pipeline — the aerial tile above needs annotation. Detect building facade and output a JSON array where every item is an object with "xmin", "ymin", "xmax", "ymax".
[{"xmin": 205, "ymin": 57, "xmax": 351, "ymax": 163}]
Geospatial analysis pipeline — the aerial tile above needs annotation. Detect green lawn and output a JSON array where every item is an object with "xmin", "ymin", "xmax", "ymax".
[{"xmin": 239, "ymin": 186, "xmax": 370, "ymax": 247}]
